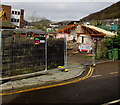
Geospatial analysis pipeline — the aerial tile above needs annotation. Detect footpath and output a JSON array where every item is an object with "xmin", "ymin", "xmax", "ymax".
[
  {"xmin": 0, "ymin": 52, "xmax": 113, "ymax": 94},
  {"xmin": 0, "ymin": 63, "xmax": 85, "ymax": 93}
]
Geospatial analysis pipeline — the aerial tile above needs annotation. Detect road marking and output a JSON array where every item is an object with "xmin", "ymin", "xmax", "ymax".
[
  {"xmin": 92, "ymin": 75, "xmax": 101, "ymax": 78},
  {"xmin": 110, "ymin": 72, "xmax": 118, "ymax": 75},
  {"xmin": 102, "ymin": 99, "xmax": 120, "ymax": 105},
  {"xmin": 0, "ymin": 67, "xmax": 95, "ymax": 96}
]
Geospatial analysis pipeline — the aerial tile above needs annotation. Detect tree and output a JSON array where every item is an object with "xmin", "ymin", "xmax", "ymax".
[
  {"xmin": 105, "ymin": 35, "xmax": 120, "ymax": 49},
  {"xmin": 27, "ymin": 12, "xmax": 51, "ymax": 31},
  {"xmin": 28, "ymin": 11, "xmax": 41, "ymax": 22}
]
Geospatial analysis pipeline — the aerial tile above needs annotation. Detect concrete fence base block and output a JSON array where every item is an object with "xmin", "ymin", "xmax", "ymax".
[{"xmin": 0, "ymin": 70, "xmax": 49, "ymax": 82}]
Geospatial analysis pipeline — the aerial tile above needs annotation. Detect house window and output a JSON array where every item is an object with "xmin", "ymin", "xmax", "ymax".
[
  {"xmin": 82, "ymin": 37, "xmax": 84, "ymax": 43},
  {"xmin": 72, "ymin": 37, "xmax": 76, "ymax": 42},
  {"xmin": 12, "ymin": 11, "xmax": 14, "ymax": 14},
  {"xmin": 17, "ymin": 19, "xmax": 19, "ymax": 22},
  {"xmin": 14, "ymin": 19, "xmax": 17, "ymax": 22},
  {"xmin": 15, "ymin": 11, "xmax": 17, "ymax": 15},
  {"xmin": 11, "ymin": 18, "xmax": 14, "ymax": 22},
  {"xmin": 18, "ymin": 11, "xmax": 20, "ymax": 15}
]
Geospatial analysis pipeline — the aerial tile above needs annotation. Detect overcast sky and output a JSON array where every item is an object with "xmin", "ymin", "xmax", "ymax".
[{"xmin": 1, "ymin": 0, "xmax": 119, "ymax": 22}]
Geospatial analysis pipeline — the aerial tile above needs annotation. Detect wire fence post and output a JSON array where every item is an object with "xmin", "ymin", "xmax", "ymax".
[
  {"xmin": 64, "ymin": 34, "xmax": 67, "ymax": 68},
  {"xmin": 92, "ymin": 38, "xmax": 96, "ymax": 65},
  {"xmin": 92, "ymin": 48, "xmax": 95, "ymax": 65},
  {"xmin": 0, "ymin": 30, "xmax": 2, "ymax": 78},
  {"xmin": 0, "ymin": 29, "xmax": 2, "ymax": 105}
]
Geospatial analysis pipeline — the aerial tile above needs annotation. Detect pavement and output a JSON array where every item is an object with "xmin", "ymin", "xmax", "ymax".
[
  {"xmin": 3, "ymin": 61, "xmax": 119, "ymax": 104},
  {"xmin": 0, "ymin": 52, "xmax": 114, "ymax": 93},
  {"xmin": 0, "ymin": 63, "xmax": 85, "ymax": 92}
]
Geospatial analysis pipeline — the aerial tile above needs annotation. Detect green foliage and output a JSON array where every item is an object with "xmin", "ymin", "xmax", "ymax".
[
  {"xmin": 105, "ymin": 35, "xmax": 120, "ymax": 49},
  {"xmin": 34, "ymin": 24, "xmax": 46, "ymax": 31},
  {"xmin": 117, "ymin": 31, "xmax": 120, "ymax": 35},
  {"xmin": 0, "ymin": 20, "xmax": 16, "ymax": 29},
  {"xmin": 29, "ymin": 18, "xmax": 52, "ymax": 31},
  {"xmin": 117, "ymin": 23, "xmax": 120, "ymax": 35},
  {"xmin": 96, "ymin": 40, "xmax": 107, "ymax": 60}
]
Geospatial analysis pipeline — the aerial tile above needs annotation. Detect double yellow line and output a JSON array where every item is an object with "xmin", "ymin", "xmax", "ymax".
[{"xmin": 0, "ymin": 66, "xmax": 95, "ymax": 96}]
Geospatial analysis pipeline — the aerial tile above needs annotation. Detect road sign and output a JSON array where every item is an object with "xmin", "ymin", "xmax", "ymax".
[
  {"xmin": 79, "ymin": 43, "xmax": 92, "ymax": 52},
  {"xmin": 34, "ymin": 37, "xmax": 46, "ymax": 45}
]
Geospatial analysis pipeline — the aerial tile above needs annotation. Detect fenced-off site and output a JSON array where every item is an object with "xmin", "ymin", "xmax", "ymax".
[
  {"xmin": 0, "ymin": 29, "xmax": 66, "ymax": 78},
  {"xmin": 0, "ymin": 29, "xmax": 120, "ymax": 79}
]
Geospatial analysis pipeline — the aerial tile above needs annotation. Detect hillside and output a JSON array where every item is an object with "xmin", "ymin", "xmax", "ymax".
[
  {"xmin": 25, "ymin": 18, "xmax": 52, "ymax": 31},
  {"xmin": 54, "ymin": 20, "xmax": 72, "ymax": 25},
  {"xmin": 80, "ymin": 1, "xmax": 120, "ymax": 22},
  {"xmin": 30, "ymin": 18, "xmax": 52, "ymax": 26}
]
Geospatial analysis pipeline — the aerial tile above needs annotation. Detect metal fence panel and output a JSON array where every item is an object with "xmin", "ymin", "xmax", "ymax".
[
  {"xmin": 0, "ymin": 30, "xmax": 2, "ymax": 78},
  {"xmin": 2, "ymin": 35, "xmax": 46, "ymax": 77},
  {"xmin": 1, "ymin": 30, "xmax": 65, "ymax": 78},
  {"xmin": 47, "ymin": 38, "xmax": 64, "ymax": 69}
]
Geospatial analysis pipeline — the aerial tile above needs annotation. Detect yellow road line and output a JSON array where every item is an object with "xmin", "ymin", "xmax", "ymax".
[
  {"xmin": 110, "ymin": 72, "xmax": 118, "ymax": 75},
  {"xmin": 86, "ymin": 67, "xmax": 92, "ymax": 77},
  {"xmin": 92, "ymin": 75, "xmax": 102, "ymax": 78},
  {"xmin": 0, "ymin": 67, "xmax": 95, "ymax": 96},
  {"xmin": 102, "ymin": 99, "xmax": 120, "ymax": 105}
]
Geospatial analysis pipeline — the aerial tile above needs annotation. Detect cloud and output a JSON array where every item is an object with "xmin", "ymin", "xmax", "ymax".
[
  {"xmin": 1, "ymin": 0, "xmax": 120, "ymax": 2},
  {"xmin": 1, "ymin": 2, "xmax": 116, "ymax": 21}
]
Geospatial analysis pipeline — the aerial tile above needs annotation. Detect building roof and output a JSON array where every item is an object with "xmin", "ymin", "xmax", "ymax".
[
  {"xmin": 83, "ymin": 25, "xmax": 117, "ymax": 37},
  {"xmin": 55, "ymin": 24, "xmax": 78, "ymax": 33}
]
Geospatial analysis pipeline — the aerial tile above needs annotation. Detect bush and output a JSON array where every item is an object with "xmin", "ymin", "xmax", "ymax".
[{"xmin": 105, "ymin": 35, "xmax": 120, "ymax": 49}]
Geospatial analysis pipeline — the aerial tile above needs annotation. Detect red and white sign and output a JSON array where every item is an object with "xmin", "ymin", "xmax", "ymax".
[{"xmin": 79, "ymin": 43, "xmax": 92, "ymax": 52}]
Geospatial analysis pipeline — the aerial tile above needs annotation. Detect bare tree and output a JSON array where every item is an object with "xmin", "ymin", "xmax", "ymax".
[
  {"xmin": 28, "ymin": 11, "xmax": 42, "ymax": 22},
  {"xmin": 27, "ymin": 11, "xmax": 51, "ymax": 31}
]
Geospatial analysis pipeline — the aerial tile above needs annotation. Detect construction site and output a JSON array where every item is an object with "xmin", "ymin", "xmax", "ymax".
[{"xmin": 0, "ymin": 4, "xmax": 120, "ymax": 78}]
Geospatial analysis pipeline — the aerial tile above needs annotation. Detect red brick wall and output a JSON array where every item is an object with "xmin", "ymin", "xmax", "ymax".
[
  {"xmin": 0, "ymin": 5, "xmax": 11, "ymax": 22},
  {"xmin": 20, "ymin": 9, "xmax": 24, "ymax": 28}
]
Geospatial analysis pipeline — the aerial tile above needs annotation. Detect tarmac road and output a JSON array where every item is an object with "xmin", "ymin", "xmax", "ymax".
[{"xmin": 2, "ymin": 61, "xmax": 120, "ymax": 104}]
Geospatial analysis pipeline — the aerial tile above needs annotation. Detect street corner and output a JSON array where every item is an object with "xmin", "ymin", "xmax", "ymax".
[
  {"xmin": 0, "ymin": 65, "xmax": 95, "ymax": 96},
  {"xmin": 0, "ymin": 64, "xmax": 87, "ymax": 96}
]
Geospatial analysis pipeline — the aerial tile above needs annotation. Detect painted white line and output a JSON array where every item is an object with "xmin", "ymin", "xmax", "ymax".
[
  {"xmin": 110, "ymin": 72, "xmax": 118, "ymax": 75},
  {"xmin": 91, "ymin": 75, "xmax": 101, "ymax": 78},
  {"xmin": 102, "ymin": 99, "xmax": 120, "ymax": 105}
]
